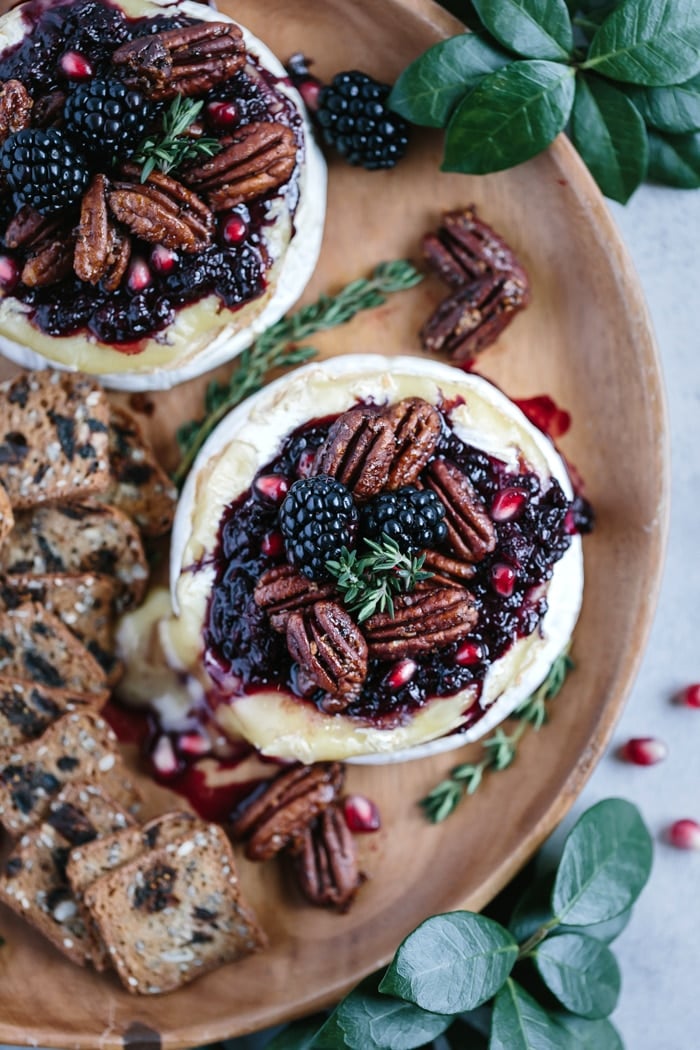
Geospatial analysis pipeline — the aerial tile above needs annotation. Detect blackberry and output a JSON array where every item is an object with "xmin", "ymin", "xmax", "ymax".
[
  {"xmin": 316, "ymin": 71, "xmax": 409, "ymax": 170},
  {"xmin": 279, "ymin": 475, "xmax": 358, "ymax": 581},
  {"xmin": 64, "ymin": 78, "xmax": 151, "ymax": 159},
  {"xmin": 362, "ymin": 486, "xmax": 447, "ymax": 552},
  {"xmin": 0, "ymin": 129, "xmax": 89, "ymax": 215}
]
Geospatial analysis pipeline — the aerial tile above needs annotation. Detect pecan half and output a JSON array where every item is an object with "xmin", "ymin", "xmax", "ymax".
[
  {"xmin": 289, "ymin": 803, "xmax": 363, "ymax": 912},
  {"xmin": 420, "ymin": 273, "xmax": 530, "ymax": 366},
  {"xmin": 313, "ymin": 406, "xmax": 394, "ymax": 501},
  {"xmin": 384, "ymin": 397, "xmax": 442, "ymax": 489},
  {"xmin": 108, "ymin": 169, "xmax": 213, "ymax": 253},
  {"xmin": 364, "ymin": 585, "xmax": 478, "ymax": 660},
  {"xmin": 423, "ymin": 459, "xmax": 496, "ymax": 562},
  {"xmin": 287, "ymin": 601, "xmax": 368, "ymax": 714},
  {"xmin": 423, "ymin": 206, "xmax": 529, "ymax": 288},
  {"xmin": 421, "ymin": 548, "xmax": 476, "ymax": 586},
  {"xmin": 183, "ymin": 122, "xmax": 297, "ymax": 210},
  {"xmin": 254, "ymin": 564, "xmax": 335, "ymax": 633},
  {"xmin": 21, "ymin": 233, "xmax": 75, "ymax": 288},
  {"xmin": 75, "ymin": 174, "xmax": 131, "ymax": 291},
  {"xmin": 0, "ymin": 80, "xmax": 32, "ymax": 145},
  {"xmin": 4, "ymin": 207, "xmax": 61, "ymax": 250},
  {"xmin": 230, "ymin": 762, "xmax": 344, "ymax": 862},
  {"xmin": 112, "ymin": 22, "xmax": 245, "ymax": 100}
]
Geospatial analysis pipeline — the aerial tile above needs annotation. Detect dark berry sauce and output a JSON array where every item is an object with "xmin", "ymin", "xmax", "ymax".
[
  {"xmin": 203, "ymin": 404, "xmax": 579, "ymax": 730},
  {"xmin": 0, "ymin": 0, "xmax": 302, "ymax": 346}
]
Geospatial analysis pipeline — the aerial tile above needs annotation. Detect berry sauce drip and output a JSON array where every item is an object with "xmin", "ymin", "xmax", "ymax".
[
  {"xmin": 204, "ymin": 405, "xmax": 579, "ymax": 729},
  {"xmin": 0, "ymin": 0, "xmax": 301, "ymax": 346}
]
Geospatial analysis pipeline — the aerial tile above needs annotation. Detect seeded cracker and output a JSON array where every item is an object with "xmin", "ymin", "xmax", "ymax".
[
  {"xmin": 0, "ymin": 483, "xmax": 12, "ymax": 545},
  {"xmin": 84, "ymin": 823, "xmax": 267, "ymax": 994},
  {"xmin": 103, "ymin": 406, "xmax": 177, "ymax": 537},
  {"xmin": 0, "ymin": 371, "xmax": 110, "ymax": 510},
  {"xmin": 0, "ymin": 676, "xmax": 98, "ymax": 749}
]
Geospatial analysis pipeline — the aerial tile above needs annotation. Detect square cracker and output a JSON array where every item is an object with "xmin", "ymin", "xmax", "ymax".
[{"xmin": 0, "ymin": 675, "xmax": 98, "ymax": 749}]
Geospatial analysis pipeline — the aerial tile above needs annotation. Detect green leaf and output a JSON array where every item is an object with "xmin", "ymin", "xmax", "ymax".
[
  {"xmin": 264, "ymin": 1017, "xmax": 324, "ymax": 1048},
  {"xmin": 443, "ymin": 60, "xmax": 575, "ymax": 174},
  {"xmin": 647, "ymin": 129, "xmax": 700, "ymax": 187},
  {"xmin": 570, "ymin": 74, "xmax": 647, "ymax": 202},
  {"xmin": 550, "ymin": 1013, "xmax": 624, "ymax": 1049},
  {"xmin": 626, "ymin": 75, "xmax": 700, "ymax": 133},
  {"xmin": 389, "ymin": 33, "xmax": 511, "ymax": 127},
  {"xmin": 509, "ymin": 875, "xmax": 632, "ymax": 944},
  {"xmin": 552, "ymin": 798, "xmax": 653, "ymax": 926},
  {"xmin": 315, "ymin": 979, "xmax": 453, "ymax": 1050},
  {"xmin": 534, "ymin": 932, "xmax": 620, "ymax": 1018},
  {"xmin": 380, "ymin": 912, "xmax": 518, "ymax": 1014},
  {"xmin": 471, "ymin": 0, "xmax": 574, "ymax": 60},
  {"xmin": 489, "ymin": 979, "xmax": 569, "ymax": 1049},
  {"xmin": 584, "ymin": 0, "xmax": 700, "ymax": 86}
]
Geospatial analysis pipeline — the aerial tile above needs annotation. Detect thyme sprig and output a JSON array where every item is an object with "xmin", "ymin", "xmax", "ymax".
[
  {"xmin": 133, "ymin": 95, "xmax": 221, "ymax": 181},
  {"xmin": 326, "ymin": 535, "xmax": 433, "ymax": 622},
  {"xmin": 421, "ymin": 646, "xmax": 574, "ymax": 823},
  {"xmin": 173, "ymin": 260, "xmax": 423, "ymax": 488}
]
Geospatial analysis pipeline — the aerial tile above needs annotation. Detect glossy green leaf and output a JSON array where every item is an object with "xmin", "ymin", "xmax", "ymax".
[
  {"xmin": 534, "ymin": 932, "xmax": 620, "ymax": 1018},
  {"xmin": 388, "ymin": 34, "xmax": 510, "ymax": 127},
  {"xmin": 443, "ymin": 60, "xmax": 575, "ymax": 174},
  {"xmin": 552, "ymin": 799, "xmax": 653, "ymax": 926},
  {"xmin": 380, "ymin": 912, "xmax": 518, "ymax": 1014},
  {"xmin": 314, "ymin": 979, "xmax": 453, "ymax": 1050},
  {"xmin": 489, "ymin": 980, "xmax": 569, "ymax": 1050},
  {"xmin": 584, "ymin": 0, "xmax": 700, "ymax": 86},
  {"xmin": 550, "ymin": 1013, "xmax": 625, "ymax": 1049},
  {"xmin": 647, "ymin": 129, "xmax": 700, "ymax": 187},
  {"xmin": 509, "ymin": 875, "xmax": 632, "ymax": 944},
  {"xmin": 626, "ymin": 75, "xmax": 700, "ymax": 133},
  {"xmin": 471, "ymin": 0, "xmax": 574, "ymax": 60},
  {"xmin": 570, "ymin": 74, "xmax": 648, "ymax": 202}
]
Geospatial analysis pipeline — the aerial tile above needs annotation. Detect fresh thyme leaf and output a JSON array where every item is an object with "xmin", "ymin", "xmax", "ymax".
[
  {"xmin": 327, "ymin": 534, "xmax": 434, "ymax": 623},
  {"xmin": 172, "ymin": 260, "xmax": 422, "ymax": 488},
  {"xmin": 133, "ymin": 95, "xmax": 221, "ymax": 181}
]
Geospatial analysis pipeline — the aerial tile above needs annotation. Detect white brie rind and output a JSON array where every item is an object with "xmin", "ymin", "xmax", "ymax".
[
  {"xmin": 164, "ymin": 354, "xmax": 583, "ymax": 765},
  {"xmin": 0, "ymin": 0, "xmax": 326, "ymax": 391}
]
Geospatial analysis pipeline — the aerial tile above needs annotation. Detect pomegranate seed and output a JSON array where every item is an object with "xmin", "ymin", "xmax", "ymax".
[
  {"xmin": 491, "ymin": 563, "xmax": 516, "ymax": 597},
  {"xmin": 455, "ymin": 641, "xmax": 484, "ymax": 666},
  {"xmin": 620, "ymin": 737, "xmax": 668, "ymax": 766},
  {"xmin": 261, "ymin": 531, "xmax": 284, "ymax": 558},
  {"xmin": 491, "ymin": 488, "xmax": 528, "ymax": 522},
  {"xmin": 679, "ymin": 683, "xmax": 700, "ymax": 708},
  {"xmin": 59, "ymin": 51, "xmax": 93, "ymax": 79},
  {"xmin": 298, "ymin": 78, "xmax": 322, "ymax": 111},
  {"xmin": 177, "ymin": 731, "xmax": 210, "ymax": 757},
  {"xmin": 221, "ymin": 213, "xmax": 248, "ymax": 245},
  {"xmin": 385, "ymin": 658, "xmax": 417, "ymax": 690},
  {"xmin": 296, "ymin": 449, "xmax": 316, "ymax": 477},
  {"xmin": 516, "ymin": 395, "xmax": 571, "ymax": 439},
  {"xmin": 668, "ymin": 819, "xmax": 700, "ymax": 850},
  {"xmin": 343, "ymin": 794, "xmax": 381, "ymax": 833},
  {"xmin": 150, "ymin": 244, "xmax": 178, "ymax": 274},
  {"xmin": 255, "ymin": 474, "xmax": 290, "ymax": 503},
  {"xmin": 206, "ymin": 100, "xmax": 240, "ymax": 127},
  {"xmin": 151, "ymin": 735, "xmax": 179, "ymax": 777},
  {"xmin": 127, "ymin": 257, "xmax": 152, "ymax": 293},
  {"xmin": 564, "ymin": 508, "xmax": 577, "ymax": 535},
  {"xmin": 0, "ymin": 255, "xmax": 19, "ymax": 293}
]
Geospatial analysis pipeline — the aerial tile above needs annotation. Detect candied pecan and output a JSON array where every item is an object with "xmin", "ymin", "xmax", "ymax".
[
  {"xmin": 384, "ymin": 397, "xmax": 442, "ymax": 488},
  {"xmin": 313, "ymin": 406, "xmax": 394, "ymax": 501},
  {"xmin": 421, "ymin": 548, "xmax": 476, "ymax": 586},
  {"xmin": 421, "ymin": 272, "xmax": 529, "ymax": 366},
  {"xmin": 287, "ymin": 601, "xmax": 368, "ymax": 714},
  {"xmin": 0, "ymin": 80, "xmax": 32, "ymax": 144},
  {"xmin": 230, "ymin": 762, "xmax": 344, "ymax": 862},
  {"xmin": 423, "ymin": 459, "xmax": 496, "ymax": 562},
  {"xmin": 21, "ymin": 233, "xmax": 75, "ymax": 288},
  {"xmin": 112, "ymin": 22, "xmax": 245, "ymax": 100},
  {"xmin": 108, "ymin": 169, "xmax": 213, "ymax": 253},
  {"xmin": 423, "ymin": 206, "xmax": 529, "ymax": 288},
  {"xmin": 184, "ymin": 122, "xmax": 297, "ymax": 210},
  {"xmin": 75, "ymin": 174, "xmax": 131, "ymax": 291},
  {"xmin": 289, "ymin": 803, "xmax": 363, "ymax": 912},
  {"xmin": 254, "ymin": 564, "xmax": 335, "ymax": 633},
  {"xmin": 4, "ymin": 207, "xmax": 61, "ymax": 250},
  {"xmin": 364, "ymin": 585, "xmax": 477, "ymax": 660}
]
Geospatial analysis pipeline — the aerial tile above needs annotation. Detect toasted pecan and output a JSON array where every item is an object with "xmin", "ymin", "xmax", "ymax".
[
  {"xmin": 289, "ymin": 803, "xmax": 364, "ymax": 912},
  {"xmin": 287, "ymin": 601, "xmax": 368, "ymax": 714},
  {"xmin": 184, "ymin": 122, "xmax": 297, "ymax": 210},
  {"xmin": 364, "ymin": 585, "xmax": 477, "ymax": 660},
  {"xmin": 423, "ymin": 459, "xmax": 497, "ymax": 562}
]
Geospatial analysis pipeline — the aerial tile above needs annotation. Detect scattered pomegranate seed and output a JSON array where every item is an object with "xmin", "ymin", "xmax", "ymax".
[
  {"xmin": 679, "ymin": 683, "xmax": 700, "ymax": 708},
  {"xmin": 668, "ymin": 819, "xmax": 700, "ymax": 850},
  {"xmin": 515, "ymin": 395, "xmax": 571, "ymax": 439},
  {"xmin": 620, "ymin": 737, "xmax": 668, "ymax": 766},
  {"xmin": 491, "ymin": 488, "xmax": 528, "ymax": 522},
  {"xmin": 221, "ymin": 213, "xmax": 248, "ymax": 245},
  {"xmin": 296, "ymin": 449, "xmax": 316, "ymax": 477},
  {"xmin": 343, "ymin": 794, "xmax": 381, "ymax": 833},
  {"xmin": 384, "ymin": 658, "xmax": 417, "ymax": 690},
  {"xmin": 0, "ymin": 255, "xmax": 19, "ymax": 293},
  {"xmin": 151, "ymin": 735, "xmax": 179, "ymax": 777},
  {"xmin": 150, "ymin": 244, "xmax": 178, "ymax": 274},
  {"xmin": 298, "ymin": 78, "xmax": 322, "ymax": 111},
  {"xmin": 261, "ymin": 531, "xmax": 285, "ymax": 558},
  {"xmin": 255, "ymin": 474, "xmax": 290, "ymax": 503},
  {"xmin": 206, "ymin": 100, "xmax": 240, "ymax": 127},
  {"xmin": 59, "ymin": 51, "xmax": 93, "ymax": 79},
  {"xmin": 455, "ymin": 641, "xmax": 484, "ymax": 666},
  {"xmin": 126, "ymin": 257, "xmax": 152, "ymax": 293},
  {"xmin": 177, "ymin": 731, "xmax": 211, "ymax": 757},
  {"xmin": 491, "ymin": 563, "xmax": 516, "ymax": 597}
]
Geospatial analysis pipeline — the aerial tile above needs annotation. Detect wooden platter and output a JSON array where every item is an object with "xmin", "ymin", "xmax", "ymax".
[{"xmin": 0, "ymin": 0, "xmax": 669, "ymax": 1046}]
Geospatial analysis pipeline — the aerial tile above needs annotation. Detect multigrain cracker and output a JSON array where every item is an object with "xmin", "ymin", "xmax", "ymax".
[
  {"xmin": 0, "ymin": 483, "xmax": 12, "ymax": 544},
  {"xmin": 0, "ymin": 676, "xmax": 97, "ymax": 749},
  {"xmin": 104, "ymin": 406, "xmax": 177, "ymax": 537}
]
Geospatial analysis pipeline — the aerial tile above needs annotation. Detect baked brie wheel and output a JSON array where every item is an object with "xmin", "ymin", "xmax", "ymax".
[
  {"xmin": 164, "ymin": 355, "xmax": 583, "ymax": 764},
  {"xmin": 0, "ymin": 0, "xmax": 326, "ymax": 390}
]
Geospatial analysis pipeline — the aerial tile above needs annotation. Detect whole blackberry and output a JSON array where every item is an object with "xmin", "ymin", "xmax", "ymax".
[
  {"xmin": 316, "ymin": 71, "xmax": 409, "ymax": 170},
  {"xmin": 362, "ymin": 486, "xmax": 447, "ymax": 552},
  {"xmin": 279, "ymin": 475, "xmax": 358, "ymax": 581},
  {"xmin": 64, "ymin": 78, "xmax": 151, "ymax": 159},
  {"xmin": 0, "ymin": 129, "xmax": 90, "ymax": 215}
]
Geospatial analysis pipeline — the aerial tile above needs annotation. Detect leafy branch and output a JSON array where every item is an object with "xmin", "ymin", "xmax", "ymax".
[
  {"xmin": 326, "ymin": 535, "xmax": 433, "ymax": 622},
  {"xmin": 172, "ymin": 260, "xmax": 423, "ymax": 488},
  {"xmin": 421, "ymin": 646, "xmax": 574, "ymax": 823},
  {"xmin": 133, "ymin": 95, "xmax": 221, "ymax": 181}
]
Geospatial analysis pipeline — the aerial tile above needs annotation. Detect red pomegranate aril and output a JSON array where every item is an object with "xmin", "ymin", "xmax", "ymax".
[
  {"xmin": 296, "ymin": 449, "xmax": 316, "ymax": 477},
  {"xmin": 222, "ymin": 214, "xmax": 248, "ymax": 245},
  {"xmin": 491, "ymin": 488, "xmax": 528, "ymax": 522},
  {"xmin": 59, "ymin": 51, "xmax": 93, "ymax": 79},
  {"xmin": 679, "ymin": 683, "xmax": 700, "ymax": 708},
  {"xmin": 344, "ymin": 794, "xmax": 381, "ymax": 833},
  {"xmin": 207, "ymin": 100, "xmax": 240, "ymax": 127},
  {"xmin": 455, "ymin": 641, "xmax": 484, "ymax": 666},
  {"xmin": 127, "ymin": 257, "xmax": 152, "ymax": 293},
  {"xmin": 151, "ymin": 735, "xmax": 179, "ymax": 777},
  {"xmin": 0, "ymin": 255, "xmax": 19, "ymax": 293},
  {"xmin": 668, "ymin": 819, "xmax": 700, "ymax": 850},
  {"xmin": 150, "ymin": 244, "xmax": 178, "ymax": 274},
  {"xmin": 620, "ymin": 736, "xmax": 668, "ymax": 766},
  {"xmin": 261, "ymin": 531, "xmax": 285, "ymax": 558},
  {"xmin": 491, "ymin": 563, "xmax": 516, "ymax": 597},
  {"xmin": 298, "ymin": 78, "xmax": 322, "ymax": 111},
  {"xmin": 177, "ymin": 731, "xmax": 211, "ymax": 757},
  {"xmin": 255, "ymin": 474, "xmax": 290, "ymax": 503},
  {"xmin": 385, "ymin": 658, "xmax": 417, "ymax": 690}
]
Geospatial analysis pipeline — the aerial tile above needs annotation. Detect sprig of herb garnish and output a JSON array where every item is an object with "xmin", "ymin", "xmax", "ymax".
[
  {"xmin": 172, "ymin": 260, "xmax": 423, "ymax": 488},
  {"xmin": 133, "ymin": 95, "xmax": 221, "ymax": 181},
  {"xmin": 326, "ymin": 535, "xmax": 433, "ymax": 622},
  {"xmin": 421, "ymin": 646, "xmax": 574, "ymax": 823}
]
